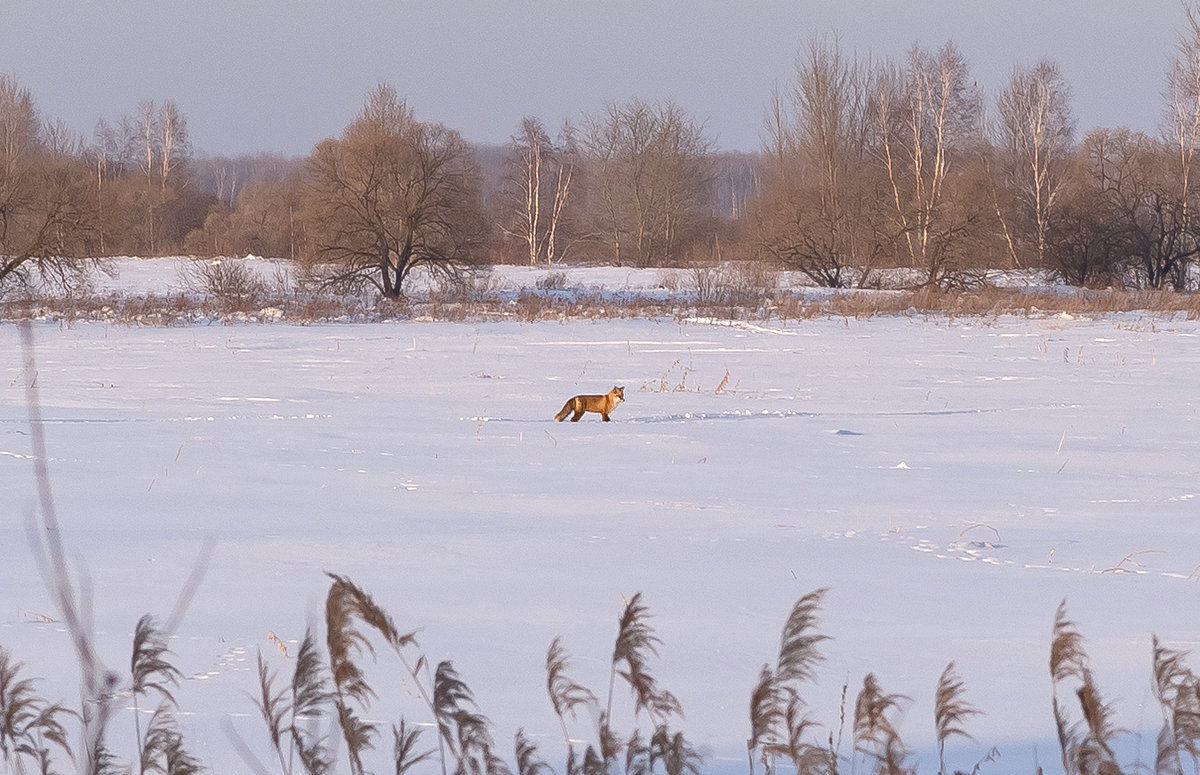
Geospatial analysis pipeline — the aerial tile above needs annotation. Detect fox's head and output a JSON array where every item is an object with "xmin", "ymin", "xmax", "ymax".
[{"xmin": 611, "ymin": 386, "xmax": 625, "ymax": 403}]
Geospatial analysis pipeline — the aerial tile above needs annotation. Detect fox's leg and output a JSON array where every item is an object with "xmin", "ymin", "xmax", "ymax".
[
  {"xmin": 601, "ymin": 412, "xmax": 610, "ymax": 421},
  {"xmin": 571, "ymin": 408, "xmax": 584, "ymax": 421}
]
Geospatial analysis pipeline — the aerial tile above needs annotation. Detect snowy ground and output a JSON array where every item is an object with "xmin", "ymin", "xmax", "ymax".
[{"xmin": 2, "ymin": 260, "xmax": 1200, "ymax": 774}]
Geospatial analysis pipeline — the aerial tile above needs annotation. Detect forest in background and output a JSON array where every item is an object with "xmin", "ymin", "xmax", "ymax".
[{"xmin": 7, "ymin": 10, "xmax": 1200, "ymax": 299}]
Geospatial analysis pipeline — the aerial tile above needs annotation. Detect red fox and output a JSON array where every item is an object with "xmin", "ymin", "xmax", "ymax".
[{"xmin": 554, "ymin": 386, "xmax": 625, "ymax": 422}]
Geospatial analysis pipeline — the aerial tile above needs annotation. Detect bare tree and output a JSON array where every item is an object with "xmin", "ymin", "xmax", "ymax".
[
  {"xmin": 157, "ymin": 101, "xmax": 190, "ymax": 192},
  {"xmin": 186, "ymin": 176, "xmax": 305, "ymax": 260},
  {"xmin": 995, "ymin": 59, "xmax": 1075, "ymax": 267},
  {"xmin": 582, "ymin": 98, "xmax": 715, "ymax": 267},
  {"xmin": 303, "ymin": 83, "xmax": 485, "ymax": 297},
  {"xmin": 0, "ymin": 75, "xmax": 97, "ymax": 292},
  {"xmin": 500, "ymin": 116, "xmax": 577, "ymax": 265},
  {"xmin": 1042, "ymin": 149, "xmax": 1126, "ymax": 287},
  {"xmin": 191, "ymin": 152, "xmax": 303, "ymax": 210},
  {"xmin": 82, "ymin": 99, "xmax": 201, "ymax": 257},
  {"xmin": 874, "ymin": 42, "xmax": 985, "ymax": 287},
  {"xmin": 1161, "ymin": 1, "xmax": 1200, "ymax": 289},
  {"xmin": 1083, "ymin": 127, "xmax": 1197, "ymax": 289},
  {"xmin": 755, "ymin": 35, "xmax": 885, "ymax": 287},
  {"xmin": 89, "ymin": 117, "xmax": 124, "ymax": 255}
]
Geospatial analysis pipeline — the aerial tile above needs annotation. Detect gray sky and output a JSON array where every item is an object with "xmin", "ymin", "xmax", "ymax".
[{"xmin": 4, "ymin": 0, "xmax": 1189, "ymax": 156}]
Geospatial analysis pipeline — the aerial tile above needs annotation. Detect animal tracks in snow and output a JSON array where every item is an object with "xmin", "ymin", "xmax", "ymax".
[
  {"xmin": 466, "ymin": 409, "xmax": 817, "ymax": 424},
  {"xmin": 184, "ymin": 642, "xmax": 252, "ymax": 682},
  {"xmin": 830, "ymin": 523, "xmax": 1199, "ymax": 583},
  {"xmin": 627, "ymin": 409, "xmax": 815, "ymax": 423}
]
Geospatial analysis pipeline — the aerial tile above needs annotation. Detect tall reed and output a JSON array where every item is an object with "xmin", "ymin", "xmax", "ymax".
[
  {"xmin": 933, "ymin": 662, "xmax": 979, "ymax": 775},
  {"xmin": 1050, "ymin": 601, "xmax": 1123, "ymax": 775},
  {"xmin": 748, "ymin": 588, "xmax": 832, "ymax": 775},
  {"xmin": 1151, "ymin": 636, "xmax": 1200, "ymax": 775},
  {"xmin": 0, "ymin": 646, "xmax": 73, "ymax": 772}
]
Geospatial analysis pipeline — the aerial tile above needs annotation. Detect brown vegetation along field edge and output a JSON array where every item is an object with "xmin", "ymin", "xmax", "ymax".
[{"xmin": 2, "ymin": 285, "xmax": 1200, "ymax": 327}]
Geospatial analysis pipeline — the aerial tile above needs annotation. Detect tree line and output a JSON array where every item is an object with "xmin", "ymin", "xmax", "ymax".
[{"xmin": 5, "ymin": 11, "xmax": 1200, "ymax": 296}]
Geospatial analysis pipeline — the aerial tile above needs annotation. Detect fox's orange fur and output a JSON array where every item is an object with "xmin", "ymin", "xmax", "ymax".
[{"xmin": 554, "ymin": 386, "xmax": 625, "ymax": 422}]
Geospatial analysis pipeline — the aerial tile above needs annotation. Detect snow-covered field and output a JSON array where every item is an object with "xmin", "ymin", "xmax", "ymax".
[{"xmin": 2, "ymin": 260, "xmax": 1199, "ymax": 774}]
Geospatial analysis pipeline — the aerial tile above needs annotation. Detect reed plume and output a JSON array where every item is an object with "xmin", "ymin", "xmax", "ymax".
[
  {"xmin": 433, "ymin": 660, "xmax": 505, "ymax": 775},
  {"xmin": 131, "ymin": 613, "xmax": 182, "ymax": 772},
  {"xmin": 749, "ymin": 589, "xmax": 831, "ymax": 775},
  {"xmin": 747, "ymin": 665, "xmax": 786, "ymax": 774},
  {"xmin": 0, "ymin": 646, "xmax": 74, "ymax": 772},
  {"xmin": 623, "ymin": 669, "xmax": 682, "ymax": 725},
  {"xmin": 649, "ymin": 726, "xmax": 703, "ymax": 775},
  {"xmin": 393, "ymin": 718, "xmax": 435, "ymax": 775},
  {"xmin": 625, "ymin": 728, "xmax": 651, "ymax": 775},
  {"xmin": 325, "ymin": 574, "xmax": 416, "ymax": 775},
  {"xmin": 1050, "ymin": 601, "xmax": 1124, "ymax": 775},
  {"xmin": 1151, "ymin": 636, "xmax": 1200, "ymax": 775},
  {"xmin": 1075, "ymin": 677, "xmax": 1120, "ymax": 772},
  {"xmin": 0, "ymin": 647, "xmax": 43, "ymax": 764},
  {"xmin": 254, "ymin": 630, "xmax": 335, "ymax": 775},
  {"xmin": 607, "ymin": 593, "xmax": 659, "ymax": 718},
  {"xmin": 292, "ymin": 630, "xmax": 335, "ymax": 775},
  {"xmin": 325, "ymin": 573, "xmax": 415, "ymax": 705},
  {"xmin": 546, "ymin": 636, "xmax": 596, "ymax": 748},
  {"xmin": 254, "ymin": 652, "xmax": 290, "ymax": 774},
  {"xmin": 514, "ymin": 729, "xmax": 549, "ymax": 775},
  {"xmin": 139, "ymin": 702, "xmax": 203, "ymax": 775},
  {"xmin": 1051, "ymin": 601, "xmax": 1084, "ymax": 775},
  {"xmin": 607, "ymin": 593, "xmax": 681, "ymax": 729},
  {"xmin": 1050, "ymin": 602, "xmax": 1088, "ymax": 686},
  {"xmin": 773, "ymin": 694, "xmax": 831, "ymax": 775},
  {"xmin": 776, "ymin": 588, "xmax": 830, "ymax": 684},
  {"xmin": 933, "ymin": 662, "xmax": 978, "ymax": 775},
  {"xmin": 598, "ymin": 711, "xmax": 623, "ymax": 766},
  {"xmin": 852, "ymin": 673, "xmax": 909, "ymax": 775},
  {"xmin": 18, "ymin": 701, "xmax": 75, "ymax": 773},
  {"xmin": 433, "ymin": 660, "xmax": 473, "ymax": 758},
  {"xmin": 581, "ymin": 745, "xmax": 605, "ymax": 775}
]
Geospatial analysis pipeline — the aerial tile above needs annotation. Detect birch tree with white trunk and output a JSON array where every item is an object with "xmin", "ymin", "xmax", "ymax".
[
  {"xmin": 502, "ymin": 117, "xmax": 576, "ymax": 265},
  {"xmin": 996, "ymin": 60, "xmax": 1075, "ymax": 267},
  {"xmin": 1161, "ymin": 1, "xmax": 1200, "ymax": 288},
  {"xmin": 873, "ymin": 42, "xmax": 984, "ymax": 287}
]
